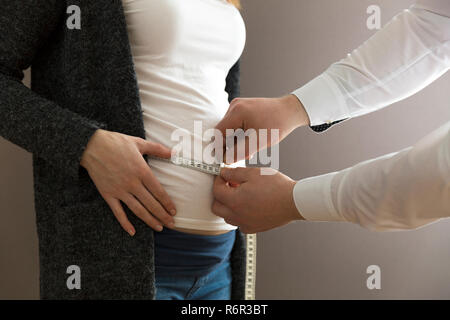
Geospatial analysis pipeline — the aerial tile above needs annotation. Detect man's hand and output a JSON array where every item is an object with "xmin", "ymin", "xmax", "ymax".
[
  {"xmin": 80, "ymin": 129, "xmax": 177, "ymax": 236},
  {"xmin": 215, "ymin": 95, "xmax": 310, "ymax": 163},
  {"xmin": 212, "ymin": 167, "xmax": 304, "ymax": 234}
]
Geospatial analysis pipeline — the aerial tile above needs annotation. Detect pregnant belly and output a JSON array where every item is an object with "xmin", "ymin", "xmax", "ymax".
[{"xmin": 147, "ymin": 158, "xmax": 237, "ymax": 235}]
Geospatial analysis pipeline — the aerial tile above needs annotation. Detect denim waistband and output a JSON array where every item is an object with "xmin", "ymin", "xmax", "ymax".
[{"xmin": 154, "ymin": 228, "xmax": 236, "ymax": 278}]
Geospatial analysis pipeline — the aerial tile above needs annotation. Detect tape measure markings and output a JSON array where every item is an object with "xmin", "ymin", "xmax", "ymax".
[
  {"xmin": 149, "ymin": 154, "xmax": 257, "ymax": 300},
  {"xmin": 149, "ymin": 155, "xmax": 222, "ymax": 175}
]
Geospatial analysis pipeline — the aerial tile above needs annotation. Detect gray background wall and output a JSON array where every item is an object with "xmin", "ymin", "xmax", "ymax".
[
  {"xmin": 1, "ymin": 0, "xmax": 450, "ymax": 299},
  {"xmin": 240, "ymin": 0, "xmax": 450, "ymax": 299},
  {"xmin": 0, "ymin": 70, "xmax": 39, "ymax": 299}
]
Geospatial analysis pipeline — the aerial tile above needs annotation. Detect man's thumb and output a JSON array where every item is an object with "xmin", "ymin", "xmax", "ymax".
[
  {"xmin": 215, "ymin": 112, "xmax": 242, "ymax": 138},
  {"xmin": 220, "ymin": 167, "xmax": 248, "ymax": 184}
]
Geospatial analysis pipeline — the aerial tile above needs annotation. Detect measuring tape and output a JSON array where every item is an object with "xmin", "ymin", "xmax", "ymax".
[
  {"xmin": 245, "ymin": 233, "xmax": 257, "ymax": 300},
  {"xmin": 148, "ymin": 155, "xmax": 257, "ymax": 300},
  {"xmin": 149, "ymin": 155, "xmax": 224, "ymax": 175}
]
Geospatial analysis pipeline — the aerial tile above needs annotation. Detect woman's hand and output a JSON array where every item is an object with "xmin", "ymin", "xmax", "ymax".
[{"xmin": 80, "ymin": 129, "xmax": 176, "ymax": 236}]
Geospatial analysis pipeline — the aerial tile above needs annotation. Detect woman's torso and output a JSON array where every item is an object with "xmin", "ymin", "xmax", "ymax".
[{"xmin": 122, "ymin": 0, "xmax": 246, "ymax": 234}]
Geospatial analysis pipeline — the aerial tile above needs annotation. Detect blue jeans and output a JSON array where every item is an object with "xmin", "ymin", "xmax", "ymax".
[{"xmin": 155, "ymin": 259, "xmax": 232, "ymax": 300}]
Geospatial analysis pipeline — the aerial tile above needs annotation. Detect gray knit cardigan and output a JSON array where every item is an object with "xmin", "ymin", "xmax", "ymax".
[{"xmin": 0, "ymin": 0, "xmax": 246, "ymax": 299}]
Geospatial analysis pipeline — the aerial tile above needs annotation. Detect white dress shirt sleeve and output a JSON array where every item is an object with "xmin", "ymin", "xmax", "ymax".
[
  {"xmin": 291, "ymin": 0, "xmax": 450, "ymax": 231},
  {"xmin": 293, "ymin": 1, "xmax": 450, "ymax": 126},
  {"xmin": 293, "ymin": 122, "xmax": 450, "ymax": 231}
]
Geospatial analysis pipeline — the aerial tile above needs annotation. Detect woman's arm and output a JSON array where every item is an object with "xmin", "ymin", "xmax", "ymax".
[
  {"xmin": 0, "ymin": 1, "xmax": 106, "ymax": 181},
  {"xmin": 0, "ymin": 1, "xmax": 177, "ymax": 234}
]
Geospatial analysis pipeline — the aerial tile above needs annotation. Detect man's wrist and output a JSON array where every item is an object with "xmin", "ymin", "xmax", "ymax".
[
  {"xmin": 282, "ymin": 94, "xmax": 311, "ymax": 128},
  {"xmin": 287, "ymin": 179, "xmax": 305, "ymax": 221}
]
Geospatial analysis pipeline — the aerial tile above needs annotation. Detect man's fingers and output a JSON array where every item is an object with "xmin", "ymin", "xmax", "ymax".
[
  {"xmin": 213, "ymin": 175, "xmax": 237, "ymax": 205},
  {"xmin": 220, "ymin": 167, "xmax": 250, "ymax": 184},
  {"xmin": 104, "ymin": 197, "xmax": 136, "ymax": 236},
  {"xmin": 211, "ymin": 201, "xmax": 243, "ymax": 227},
  {"xmin": 224, "ymin": 136, "xmax": 258, "ymax": 164},
  {"xmin": 212, "ymin": 200, "xmax": 235, "ymax": 220},
  {"xmin": 216, "ymin": 113, "xmax": 238, "ymax": 137}
]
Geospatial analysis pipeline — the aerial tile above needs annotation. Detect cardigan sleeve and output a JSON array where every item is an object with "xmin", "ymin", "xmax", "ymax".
[{"xmin": 0, "ymin": 1, "xmax": 108, "ymax": 182}]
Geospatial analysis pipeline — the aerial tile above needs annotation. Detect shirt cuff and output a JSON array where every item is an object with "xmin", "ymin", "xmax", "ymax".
[
  {"xmin": 292, "ymin": 72, "xmax": 349, "ymax": 127},
  {"xmin": 293, "ymin": 172, "xmax": 345, "ymax": 222}
]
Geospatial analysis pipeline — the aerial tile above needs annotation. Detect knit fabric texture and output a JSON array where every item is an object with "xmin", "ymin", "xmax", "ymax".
[{"xmin": 0, "ymin": 0, "xmax": 246, "ymax": 299}]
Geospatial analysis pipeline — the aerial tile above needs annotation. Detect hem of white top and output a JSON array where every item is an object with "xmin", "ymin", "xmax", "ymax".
[{"xmin": 173, "ymin": 217, "xmax": 238, "ymax": 231}]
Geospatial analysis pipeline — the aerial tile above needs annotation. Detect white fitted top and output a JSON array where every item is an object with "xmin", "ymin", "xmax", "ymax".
[{"xmin": 122, "ymin": 0, "xmax": 246, "ymax": 231}]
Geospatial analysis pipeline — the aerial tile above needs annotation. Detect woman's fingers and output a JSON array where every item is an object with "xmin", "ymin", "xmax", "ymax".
[
  {"xmin": 133, "ymin": 184, "xmax": 175, "ymax": 228},
  {"xmin": 141, "ymin": 168, "xmax": 177, "ymax": 216},
  {"xmin": 105, "ymin": 184, "xmax": 175, "ymax": 235},
  {"xmin": 83, "ymin": 131, "xmax": 178, "ymax": 234},
  {"xmin": 138, "ymin": 139, "xmax": 172, "ymax": 159},
  {"xmin": 135, "ymin": 138, "xmax": 177, "ymax": 215},
  {"xmin": 122, "ymin": 194, "xmax": 165, "ymax": 232},
  {"xmin": 104, "ymin": 197, "xmax": 136, "ymax": 236}
]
